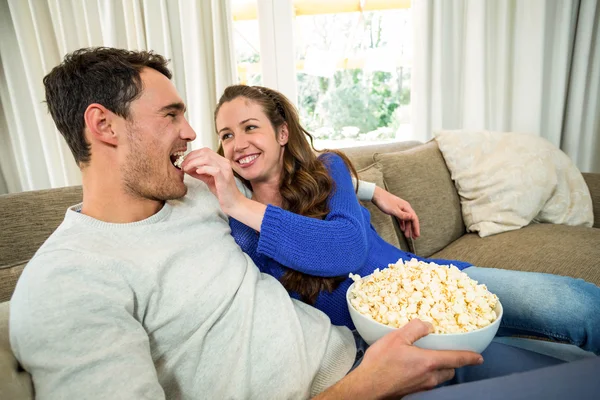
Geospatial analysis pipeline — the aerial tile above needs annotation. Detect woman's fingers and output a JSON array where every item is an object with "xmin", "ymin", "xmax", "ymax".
[
  {"xmin": 406, "ymin": 206, "xmax": 421, "ymax": 238},
  {"xmin": 181, "ymin": 147, "xmax": 231, "ymax": 172},
  {"xmin": 404, "ymin": 221, "xmax": 413, "ymax": 239},
  {"xmin": 183, "ymin": 154, "xmax": 232, "ymax": 182},
  {"xmin": 194, "ymin": 165, "xmax": 220, "ymax": 177},
  {"xmin": 399, "ymin": 206, "xmax": 420, "ymax": 239}
]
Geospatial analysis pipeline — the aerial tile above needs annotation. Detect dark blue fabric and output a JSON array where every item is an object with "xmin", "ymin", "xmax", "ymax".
[{"xmin": 405, "ymin": 346, "xmax": 599, "ymax": 400}]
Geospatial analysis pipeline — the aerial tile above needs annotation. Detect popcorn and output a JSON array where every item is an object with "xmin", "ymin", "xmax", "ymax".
[
  {"xmin": 172, "ymin": 151, "xmax": 187, "ymax": 169},
  {"xmin": 349, "ymin": 259, "xmax": 499, "ymax": 334}
]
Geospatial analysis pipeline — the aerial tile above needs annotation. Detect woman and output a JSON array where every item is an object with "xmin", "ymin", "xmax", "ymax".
[{"xmin": 181, "ymin": 85, "xmax": 600, "ymax": 354}]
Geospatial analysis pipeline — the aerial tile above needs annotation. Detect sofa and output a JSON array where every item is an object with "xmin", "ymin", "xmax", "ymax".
[{"xmin": 1, "ymin": 140, "xmax": 599, "ymax": 398}]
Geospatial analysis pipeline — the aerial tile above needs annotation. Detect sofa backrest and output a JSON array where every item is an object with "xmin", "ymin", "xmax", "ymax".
[{"xmin": 0, "ymin": 186, "xmax": 83, "ymax": 302}]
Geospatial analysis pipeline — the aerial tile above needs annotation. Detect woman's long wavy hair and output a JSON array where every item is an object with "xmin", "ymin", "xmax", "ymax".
[{"xmin": 215, "ymin": 85, "xmax": 359, "ymax": 304}]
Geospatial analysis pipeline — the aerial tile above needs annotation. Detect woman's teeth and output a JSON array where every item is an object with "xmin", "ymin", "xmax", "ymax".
[{"xmin": 238, "ymin": 154, "xmax": 259, "ymax": 165}]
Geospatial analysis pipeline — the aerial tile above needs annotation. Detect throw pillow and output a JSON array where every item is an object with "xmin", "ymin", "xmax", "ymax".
[
  {"xmin": 434, "ymin": 130, "xmax": 594, "ymax": 237},
  {"xmin": 357, "ymin": 164, "xmax": 406, "ymax": 251},
  {"xmin": 374, "ymin": 142, "xmax": 466, "ymax": 258}
]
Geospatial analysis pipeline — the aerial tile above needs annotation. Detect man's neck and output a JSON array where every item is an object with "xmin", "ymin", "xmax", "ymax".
[{"xmin": 80, "ymin": 168, "xmax": 164, "ymax": 224}]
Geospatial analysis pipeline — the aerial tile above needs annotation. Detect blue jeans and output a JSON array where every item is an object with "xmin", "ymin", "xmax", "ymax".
[{"xmin": 463, "ymin": 266, "xmax": 600, "ymax": 354}]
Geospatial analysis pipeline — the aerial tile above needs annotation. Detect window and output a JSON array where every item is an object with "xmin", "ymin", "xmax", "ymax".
[
  {"xmin": 231, "ymin": 0, "xmax": 262, "ymax": 85},
  {"xmin": 230, "ymin": 0, "xmax": 412, "ymax": 148}
]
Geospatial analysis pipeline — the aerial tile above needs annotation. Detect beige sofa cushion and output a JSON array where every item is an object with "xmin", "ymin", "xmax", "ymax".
[
  {"xmin": 341, "ymin": 141, "xmax": 422, "ymax": 170},
  {"xmin": 431, "ymin": 223, "xmax": 600, "ymax": 287},
  {"xmin": 0, "ymin": 302, "xmax": 33, "ymax": 400},
  {"xmin": 434, "ymin": 130, "xmax": 594, "ymax": 237},
  {"xmin": 356, "ymin": 164, "xmax": 409, "ymax": 251},
  {"xmin": 375, "ymin": 141, "xmax": 465, "ymax": 257},
  {"xmin": 0, "ymin": 264, "xmax": 26, "ymax": 303}
]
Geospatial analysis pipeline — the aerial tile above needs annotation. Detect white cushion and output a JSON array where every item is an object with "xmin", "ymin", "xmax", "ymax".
[{"xmin": 434, "ymin": 130, "xmax": 594, "ymax": 237}]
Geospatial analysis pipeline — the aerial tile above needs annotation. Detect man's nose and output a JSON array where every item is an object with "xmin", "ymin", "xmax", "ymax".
[{"xmin": 181, "ymin": 119, "xmax": 197, "ymax": 142}]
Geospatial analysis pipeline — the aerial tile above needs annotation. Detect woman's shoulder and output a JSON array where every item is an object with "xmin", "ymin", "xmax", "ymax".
[
  {"xmin": 317, "ymin": 151, "xmax": 355, "ymax": 188},
  {"xmin": 317, "ymin": 151, "xmax": 347, "ymax": 171}
]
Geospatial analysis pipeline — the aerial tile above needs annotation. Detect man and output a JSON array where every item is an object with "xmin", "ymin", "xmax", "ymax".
[{"xmin": 9, "ymin": 47, "xmax": 598, "ymax": 399}]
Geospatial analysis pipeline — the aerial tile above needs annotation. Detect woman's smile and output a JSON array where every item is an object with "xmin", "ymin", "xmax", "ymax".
[{"xmin": 236, "ymin": 153, "xmax": 261, "ymax": 168}]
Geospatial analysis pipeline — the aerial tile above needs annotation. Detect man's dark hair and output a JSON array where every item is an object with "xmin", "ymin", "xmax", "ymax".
[{"xmin": 43, "ymin": 47, "xmax": 172, "ymax": 166}]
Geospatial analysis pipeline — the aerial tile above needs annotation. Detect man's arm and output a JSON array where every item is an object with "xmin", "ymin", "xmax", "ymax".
[
  {"xmin": 315, "ymin": 320, "xmax": 483, "ymax": 399},
  {"xmin": 10, "ymin": 251, "xmax": 165, "ymax": 399}
]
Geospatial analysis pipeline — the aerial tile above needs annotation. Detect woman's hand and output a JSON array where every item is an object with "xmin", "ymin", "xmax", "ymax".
[
  {"xmin": 372, "ymin": 186, "xmax": 420, "ymax": 239},
  {"xmin": 181, "ymin": 148, "xmax": 243, "ymax": 213},
  {"xmin": 181, "ymin": 148, "xmax": 267, "ymax": 231}
]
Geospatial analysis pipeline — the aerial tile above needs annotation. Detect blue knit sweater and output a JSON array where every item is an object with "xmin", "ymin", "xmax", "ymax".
[{"xmin": 229, "ymin": 153, "xmax": 473, "ymax": 329}]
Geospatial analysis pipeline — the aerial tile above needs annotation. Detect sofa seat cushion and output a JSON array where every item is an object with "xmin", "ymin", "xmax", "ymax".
[
  {"xmin": 431, "ymin": 224, "xmax": 600, "ymax": 286},
  {"xmin": 0, "ymin": 302, "xmax": 33, "ymax": 400}
]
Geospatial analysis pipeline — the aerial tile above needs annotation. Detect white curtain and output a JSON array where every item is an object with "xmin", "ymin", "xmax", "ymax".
[
  {"xmin": 412, "ymin": 0, "xmax": 600, "ymax": 173},
  {"xmin": 0, "ymin": 0, "xmax": 237, "ymax": 194}
]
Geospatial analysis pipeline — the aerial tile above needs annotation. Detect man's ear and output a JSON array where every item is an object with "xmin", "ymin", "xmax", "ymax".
[
  {"xmin": 84, "ymin": 103, "xmax": 118, "ymax": 146},
  {"xmin": 278, "ymin": 123, "xmax": 289, "ymax": 146}
]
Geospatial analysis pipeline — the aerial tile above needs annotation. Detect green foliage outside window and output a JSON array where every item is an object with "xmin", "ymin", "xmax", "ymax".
[{"xmin": 297, "ymin": 68, "xmax": 410, "ymax": 140}]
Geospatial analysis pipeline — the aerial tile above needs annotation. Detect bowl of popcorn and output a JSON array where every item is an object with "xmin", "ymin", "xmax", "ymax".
[{"xmin": 347, "ymin": 259, "xmax": 502, "ymax": 353}]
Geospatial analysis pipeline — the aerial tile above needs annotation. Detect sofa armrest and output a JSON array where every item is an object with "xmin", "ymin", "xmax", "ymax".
[
  {"xmin": 583, "ymin": 173, "xmax": 600, "ymax": 229},
  {"xmin": 0, "ymin": 302, "xmax": 33, "ymax": 400}
]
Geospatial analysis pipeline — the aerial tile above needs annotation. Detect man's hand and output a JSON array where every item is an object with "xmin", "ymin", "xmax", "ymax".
[
  {"xmin": 316, "ymin": 320, "xmax": 483, "ymax": 399},
  {"xmin": 372, "ymin": 186, "xmax": 420, "ymax": 239}
]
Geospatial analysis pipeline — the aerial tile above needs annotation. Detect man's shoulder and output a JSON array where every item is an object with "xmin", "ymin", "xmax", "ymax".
[
  {"xmin": 19, "ymin": 246, "xmax": 120, "ymax": 298},
  {"xmin": 20, "ymin": 218, "xmax": 129, "ymax": 292},
  {"xmin": 177, "ymin": 176, "xmax": 226, "ymax": 217},
  {"xmin": 181, "ymin": 176, "xmax": 217, "ymax": 203}
]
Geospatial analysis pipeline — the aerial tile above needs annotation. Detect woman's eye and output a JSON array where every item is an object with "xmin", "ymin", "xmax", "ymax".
[
  {"xmin": 221, "ymin": 133, "xmax": 233, "ymax": 141},
  {"xmin": 246, "ymin": 125, "xmax": 257, "ymax": 131}
]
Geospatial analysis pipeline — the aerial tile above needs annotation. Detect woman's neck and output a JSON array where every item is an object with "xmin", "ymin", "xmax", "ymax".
[{"xmin": 251, "ymin": 179, "xmax": 283, "ymax": 207}]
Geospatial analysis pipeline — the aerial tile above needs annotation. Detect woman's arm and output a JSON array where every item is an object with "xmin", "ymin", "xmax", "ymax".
[
  {"xmin": 353, "ymin": 179, "xmax": 420, "ymax": 239},
  {"xmin": 255, "ymin": 153, "xmax": 370, "ymax": 277},
  {"xmin": 182, "ymin": 149, "xmax": 368, "ymax": 277},
  {"xmin": 354, "ymin": 179, "xmax": 376, "ymax": 200}
]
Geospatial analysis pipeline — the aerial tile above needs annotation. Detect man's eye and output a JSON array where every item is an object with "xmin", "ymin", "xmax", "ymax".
[{"xmin": 167, "ymin": 113, "xmax": 177, "ymax": 118}]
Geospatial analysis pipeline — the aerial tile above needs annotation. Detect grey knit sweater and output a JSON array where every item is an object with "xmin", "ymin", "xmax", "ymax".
[{"xmin": 10, "ymin": 179, "xmax": 355, "ymax": 399}]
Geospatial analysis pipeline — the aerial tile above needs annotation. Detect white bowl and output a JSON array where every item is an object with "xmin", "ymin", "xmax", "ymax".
[{"xmin": 347, "ymin": 281, "xmax": 503, "ymax": 353}]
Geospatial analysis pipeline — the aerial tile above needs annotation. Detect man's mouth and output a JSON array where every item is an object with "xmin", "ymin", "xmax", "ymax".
[
  {"xmin": 170, "ymin": 150, "xmax": 187, "ymax": 170},
  {"xmin": 237, "ymin": 154, "xmax": 259, "ymax": 166}
]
